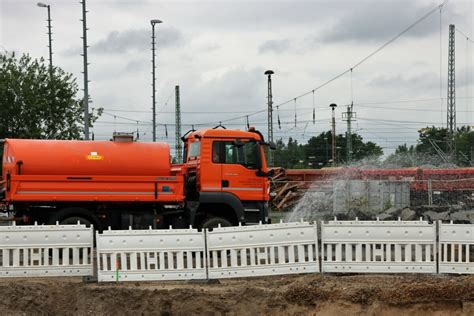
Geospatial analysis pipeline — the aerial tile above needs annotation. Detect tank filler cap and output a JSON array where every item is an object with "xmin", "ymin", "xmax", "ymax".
[{"xmin": 112, "ymin": 132, "xmax": 134, "ymax": 142}]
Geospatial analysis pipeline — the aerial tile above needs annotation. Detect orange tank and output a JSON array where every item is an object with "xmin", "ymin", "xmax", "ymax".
[{"xmin": 2, "ymin": 139, "xmax": 171, "ymax": 177}]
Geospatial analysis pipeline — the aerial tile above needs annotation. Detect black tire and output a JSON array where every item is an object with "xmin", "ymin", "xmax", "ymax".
[
  {"xmin": 59, "ymin": 216, "xmax": 92, "ymax": 227},
  {"xmin": 200, "ymin": 216, "xmax": 232, "ymax": 231},
  {"xmin": 47, "ymin": 207, "xmax": 98, "ymax": 229}
]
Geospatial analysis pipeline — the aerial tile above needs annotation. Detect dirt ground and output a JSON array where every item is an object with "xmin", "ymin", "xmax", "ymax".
[{"xmin": 0, "ymin": 274, "xmax": 473, "ymax": 315}]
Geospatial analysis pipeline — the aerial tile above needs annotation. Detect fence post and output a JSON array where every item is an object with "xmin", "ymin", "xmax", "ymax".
[{"xmin": 428, "ymin": 179, "xmax": 433, "ymax": 206}]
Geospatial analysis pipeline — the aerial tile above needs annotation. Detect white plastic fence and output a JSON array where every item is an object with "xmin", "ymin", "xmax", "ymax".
[
  {"xmin": 0, "ymin": 222, "xmax": 93, "ymax": 277},
  {"xmin": 438, "ymin": 221, "xmax": 474, "ymax": 274},
  {"xmin": 321, "ymin": 219, "xmax": 436, "ymax": 273},
  {"xmin": 96, "ymin": 227, "xmax": 206, "ymax": 282},
  {"xmin": 2, "ymin": 220, "xmax": 471, "ymax": 281},
  {"xmin": 206, "ymin": 221, "xmax": 319, "ymax": 279}
]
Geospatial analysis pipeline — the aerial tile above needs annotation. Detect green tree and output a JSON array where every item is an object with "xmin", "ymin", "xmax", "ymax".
[
  {"xmin": 273, "ymin": 131, "xmax": 383, "ymax": 169},
  {"xmin": 274, "ymin": 137, "xmax": 306, "ymax": 168},
  {"xmin": 453, "ymin": 126, "xmax": 474, "ymax": 165},
  {"xmin": 384, "ymin": 126, "xmax": 474, "ymax": 167},
  {"xmin": 416, "ymin": 126, "xmax": 448, "ymax": 156},
  {"xmin": 0, "ymin": 53, "xmax": 101, "ymax": 140},
  {"xmin": 385, "ymin": 143, "xmax": 417, "ymax": 167},
  {"xmin": 304, "ymin": 131, "xmax": 383, "ymax": 167}
]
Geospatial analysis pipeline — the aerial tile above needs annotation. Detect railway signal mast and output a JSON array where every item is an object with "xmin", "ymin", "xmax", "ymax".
[
  {"xmin": 175, "ymin": 85, "xmax": 182, "ymax": 162},
  {"xmin": 343, "ymin": 102, "xmax": 356, "ymax": 165},
  {"xmin": 265, "ymin": 70, "xmax": 274, "ymax": 167},
  {"xmin": 447, "ymin": 24, "xmax": 456, "ymax": 160}
]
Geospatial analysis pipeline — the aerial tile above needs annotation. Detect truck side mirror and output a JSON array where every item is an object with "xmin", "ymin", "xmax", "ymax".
[
  {"xmin": 256, "ymin": 150, "xmax": 262, "ymax": 170},
  {"xmin": 255, "ymin": 142, "xmax": 263, "ymax": 171}
]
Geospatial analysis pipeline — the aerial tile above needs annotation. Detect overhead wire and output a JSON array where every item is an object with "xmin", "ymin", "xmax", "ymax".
[
  {"xmin": 272, "ymin": 0, "xmax": 448, "ymax": 109},
  {"xmin": 113, "ymin": 0, "xmax": 450, "ymax": 131},
  {"xmin": 95, "ymin": 0, "xmax": 452, "ymax": 151}
]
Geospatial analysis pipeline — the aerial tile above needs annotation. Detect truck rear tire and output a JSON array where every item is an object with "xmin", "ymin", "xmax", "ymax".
[{"xmin": 200, "ymin": 217, "xmax": 232, "ymax": 230}]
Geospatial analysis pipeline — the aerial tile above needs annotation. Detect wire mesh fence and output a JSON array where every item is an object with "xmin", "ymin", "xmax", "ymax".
[{"xmin": 275, "ymin": 179, "xmax": 474, "ymax": 223}]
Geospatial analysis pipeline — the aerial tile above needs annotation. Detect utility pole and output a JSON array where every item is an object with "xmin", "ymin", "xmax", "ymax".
[
  {"xmin": 447, "ymin": 24, "xmax": 456, "ymax": 159},
  {"xmin": 175, "ymin": 85, "xmax": 182, "ymax": 162},
  {"xmin": 265, "ymin": 70, "xmax": 274, "ymax": 167},
  {"xmin": 343, "ymin": 102, "xmax": 356, "ymax": 165},
  {"xmin": 330, "ymin": 103, "xmax": 337, "ymax": 167},
  {"xmin": 151, "ymin": 19, "xmax": 162, "ymax": 142},
  {"xmin": 80, "ymin": 0, "xmax": 90, "ymax": 140},
  {"xmin": 37, "ymin": 2, "xmax": 53, "ymax": 76}
]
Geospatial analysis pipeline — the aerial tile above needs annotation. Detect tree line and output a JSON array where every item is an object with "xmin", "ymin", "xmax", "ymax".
[{"xmin": 2, "ymin": 53, "xmax": 474, "ymax": 172}]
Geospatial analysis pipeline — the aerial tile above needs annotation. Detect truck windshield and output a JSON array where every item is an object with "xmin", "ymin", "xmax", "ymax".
[{"xmin": 213, "ymin": 141, "xmax": 260, "ymax": 169}]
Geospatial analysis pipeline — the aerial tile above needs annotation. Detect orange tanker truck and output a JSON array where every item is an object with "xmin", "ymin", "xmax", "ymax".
[{"xmin": 0, "ymin": 127, "xmax": 274, "ymax": 230}]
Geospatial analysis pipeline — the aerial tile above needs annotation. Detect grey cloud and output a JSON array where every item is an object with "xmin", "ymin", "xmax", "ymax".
[
  {"xmin": 456, "ymin": 66, "xmax": 474, "ymax": 89},
  {"xmin": 320, "ymin": 1, "xmax": 456, "ymax": 43},
  {"xmin": 258, "ymin": 39, "xmax": 290, "ymax": 54},
  {"xmin": 90, "ymin": 27, "xmax": 184, "ymax": 55},
  {"xmin": 180, "ymin": 67, "xmax": 266, "ymax": 123},
  {"xmin": 61, "ymin": 27, "xmax": 184, "ymax": 57},
  {"xmin": 369, "ymin": 72, "xmax": 439, "ymax": 92},
  {"xmin": 124, "ymin": 59, "xmax": 148, "ymax": 73},
  {"xmin": 202, "ymin": 43, "xmax": 220, "ymax": 52}
]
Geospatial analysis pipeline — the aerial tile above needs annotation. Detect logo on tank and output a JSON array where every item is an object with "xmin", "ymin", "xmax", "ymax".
[{"xmin": 86, "ymin": 151, "xmax": 104, "ymax": 160}]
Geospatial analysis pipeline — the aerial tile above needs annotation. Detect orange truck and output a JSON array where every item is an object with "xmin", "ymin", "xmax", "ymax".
[{"xmin": 0, "ymin": 128, "xmax": 274, "ymax": 230}]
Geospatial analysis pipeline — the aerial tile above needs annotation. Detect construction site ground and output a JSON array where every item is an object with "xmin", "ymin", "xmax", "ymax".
[{"xmin": 0, "ymin": 274, "xmax": 472, "ymax": 315}]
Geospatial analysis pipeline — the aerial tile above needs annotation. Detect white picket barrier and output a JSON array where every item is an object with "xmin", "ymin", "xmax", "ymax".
[
  {"xmin": 96, "ymin": 227, "xmax": 206, "ymax": 282},
  {"xmin": 206, "ymin": 221, "xmax": 319, "ymax": 279},
  {"xmin": 0, "ymin": 222, "xmax": 93, "ymax": 277},
  {"xmin": 321, "ymin": 218, "xmax": 436, "ymax": 273},
  {"xmin": 438, "ymin": 221, "xmax": 474, "ymax": 274}
]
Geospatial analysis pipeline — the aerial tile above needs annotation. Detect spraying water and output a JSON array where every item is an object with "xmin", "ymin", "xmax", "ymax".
[{"xmin": 284, "ymin": 153, "xmax": 474, "ymax": 223}]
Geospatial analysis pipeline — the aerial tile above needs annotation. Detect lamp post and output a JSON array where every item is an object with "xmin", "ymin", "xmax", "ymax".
[
  {"xmin": 151, "ymin": 19, "xmax": 162, "ymax": 142},
  {"xmin": 330, "ymin": 103, "xmax": 337, "ymax": 167},
  {"xmin": 37, "ymin": 2, "xmax": 53, "ymax": 75}
]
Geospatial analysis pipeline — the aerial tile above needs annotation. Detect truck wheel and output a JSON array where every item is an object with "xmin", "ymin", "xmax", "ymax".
[
  {"xmin": 47, "ymin": 207, "xmax": 98, "ymax": 229},
  {"xmin": 59, "ymin": 216, "xmax": 92, "ymax": 227},
  {"xmin": 200, "ymin": 217, "xmax": 232, "ymax": 230}
]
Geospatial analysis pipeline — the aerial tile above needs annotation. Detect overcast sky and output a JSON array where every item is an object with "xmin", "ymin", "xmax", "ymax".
[{"xmin": 1, "ymin": 0, "xmax": 473, "ymax": 157}]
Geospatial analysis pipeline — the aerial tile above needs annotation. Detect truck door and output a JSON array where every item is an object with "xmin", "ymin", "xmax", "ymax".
[{"xmin": 214, "ymin": 140, "xmax": 265, "ymax": 201}]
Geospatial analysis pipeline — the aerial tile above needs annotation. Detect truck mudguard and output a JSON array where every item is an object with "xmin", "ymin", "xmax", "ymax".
[{"xmin": 198, "ymin": 191, "xmax": 245, "ymax": 223}]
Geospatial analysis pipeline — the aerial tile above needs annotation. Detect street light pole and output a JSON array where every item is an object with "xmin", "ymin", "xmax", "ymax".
[
  {"xmin": 151, "ymin": 19, "xmax": 162, "ymax": 142},
  {"xmin": 330, "ymin": 103, "xmax": 337, "ymax": 167},
  {"xmin": 37, "ymin": 2, "xmax": 53, "ymax": 76}
]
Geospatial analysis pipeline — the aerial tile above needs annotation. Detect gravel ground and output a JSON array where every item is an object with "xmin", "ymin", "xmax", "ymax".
[{"xmin": 0, "ymin": 274, "xmax": 472, "ymax": 315}]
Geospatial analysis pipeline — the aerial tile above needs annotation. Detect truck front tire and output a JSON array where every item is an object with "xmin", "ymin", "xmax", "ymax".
[{"xmin": 200, "ymin": 216, "xmax": 232, "ymax": 230}]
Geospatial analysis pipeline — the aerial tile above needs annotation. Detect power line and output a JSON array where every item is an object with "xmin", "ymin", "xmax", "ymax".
[
  {"xmin": 102, "ymin": 111, "xmax": 150, "ymax": 124},
  {"xmin": 455, "ymin": 27, "xmax": 474, "ymax": 43},
  {"xmin": 272, "ymin": 0, "xmax": 448, "ymax": 109},
  {"xmin": 112, "ymin": 0, "xmax": 448, "ymax": 130}
]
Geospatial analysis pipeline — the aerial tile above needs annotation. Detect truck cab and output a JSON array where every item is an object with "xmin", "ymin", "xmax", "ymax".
[{"xmin": 182, "ymin": 127, "xmax": 272, "ymax": 228}]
